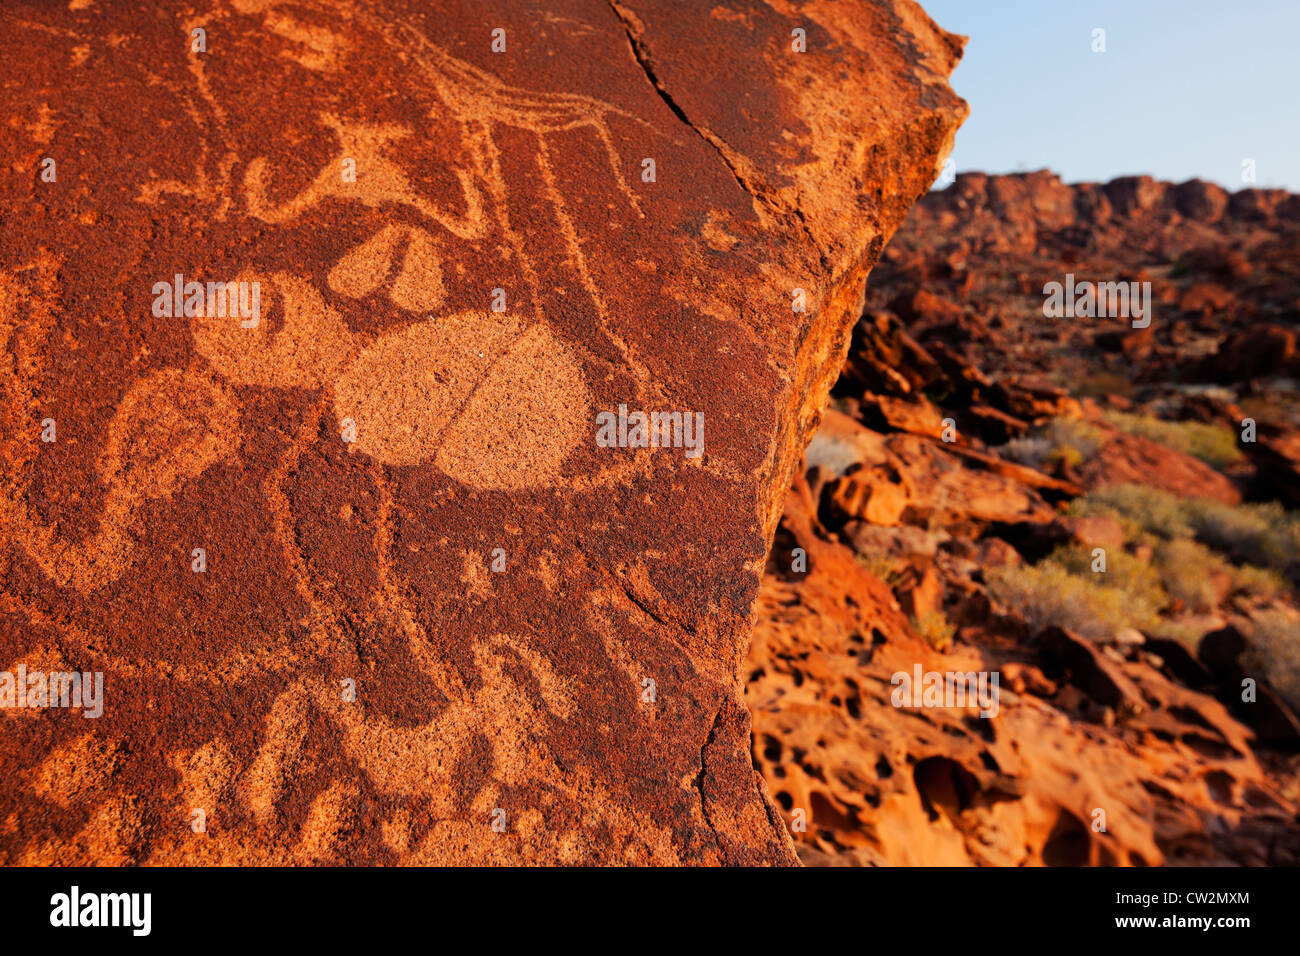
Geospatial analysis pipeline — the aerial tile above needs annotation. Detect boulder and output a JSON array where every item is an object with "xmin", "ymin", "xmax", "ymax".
[
  {"xmin": 1246, "ymin": 428, "xmax": 1300, "ymax": 509},
  {"xmin": 1209, "ymin": 325, "xmax": 1297, "ymax": 382},
  {"xmin": 1199, "ymin": 625, "xmax": 1300, "ymax": 745},
  {"xmin": 1171, "ymin": 180, "xmax": 1229, "ymax": 222},
  {"xmin": 827, "ymin": 465, "xmax": 912, "ymax": 527},
  {"xmin": 1079, "ymin": 429, "xmax": 1242, "ymax": 504},
  {"xmin": 1035, "ymin": 627, "xmax": 1145, "ymax": 714},
  {"xmin": 0, "ymin": 0, "xmax": 966, "ymax": 864}
]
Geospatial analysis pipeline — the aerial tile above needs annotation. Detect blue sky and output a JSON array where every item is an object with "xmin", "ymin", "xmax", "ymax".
[{"xmin": 922, "ymin": 0, "xmax": 1299, "ymax": 191}]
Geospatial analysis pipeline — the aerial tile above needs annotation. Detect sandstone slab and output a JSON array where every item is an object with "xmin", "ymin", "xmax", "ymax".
[{"xmin": 0, "ymin": 0, "xmax": 964, "ymax": 863}]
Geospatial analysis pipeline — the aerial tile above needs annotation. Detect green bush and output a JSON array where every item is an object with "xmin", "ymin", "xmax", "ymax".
[
  {"xmin": 1070, "ymin": 484, "xmax": 1194, "ymax": 540},
  {"xmin": 987, "ymin": 562, "xmax": 1160, "ymax": 642}
]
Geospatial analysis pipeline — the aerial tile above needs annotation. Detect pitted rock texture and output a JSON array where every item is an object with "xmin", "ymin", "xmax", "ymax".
[
  {"xmin": 750, "ymin": 474, "xmax": 1300, "ymax": 866},
  {"xmin": 0, "ymin": 0, "xmax": 965, "ymax": 863}
]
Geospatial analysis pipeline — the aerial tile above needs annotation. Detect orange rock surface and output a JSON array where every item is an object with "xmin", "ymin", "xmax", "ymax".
[
  {"xmin": 0, "ymin": 0, "xmax": 965, "ymax": 863},
  {"xmin": 750, "ymin": 171, "xmax": 1300, "ymax": 867}
]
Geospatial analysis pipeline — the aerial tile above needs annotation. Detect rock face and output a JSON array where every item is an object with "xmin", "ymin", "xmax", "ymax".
[{"xmin": 0, "ymin": 1, "xmax": 965, "ymax": 863}]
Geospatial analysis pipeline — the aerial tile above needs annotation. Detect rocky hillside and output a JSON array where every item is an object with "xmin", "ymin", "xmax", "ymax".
[{"xmin": 749, "ymin": 171, "xmax": 1300, "ymax": 865}]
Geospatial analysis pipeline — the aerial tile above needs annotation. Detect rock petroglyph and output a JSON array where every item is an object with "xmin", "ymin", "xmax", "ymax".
[{"xmin": 0, "ymin": 0, "xmax": 965, "ymax": 864}]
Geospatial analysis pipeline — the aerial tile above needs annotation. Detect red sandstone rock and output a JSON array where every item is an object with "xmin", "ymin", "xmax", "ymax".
[
  {"xmin": 828, "ymin": 466, "xmax": 912, "ymax": 527},
  {"xmin": 1246, "ymin": 429, "xmax": 1300, "ymax": 508},
  {"xmin": 749, "ymin": 490, "xmax": 1299, "ymax": 865},
  {"xmin": 1209, "ymin": 325, "xmax": 1298, "ymax": 382},
  {"xmin": 1172, "ymin": 180, "xmax": 1229, "ymax": 222},
  {"xmin": 0, "ymin": 0, "xmax": 966, "ymax": 864},
  {"xmin": 1178, "ymin": 282, "xmax": 1236, "ymax": 315},
  {"xmin": 1061, "ymin": 514, "xmax": 1126, "ymax": 551},
  {"xmin": 1035, "ymin": 627, "xmax": 1144, "ymax": 715},
  {"xmin": 1078, "ymin": 428, "xmax": 1242, "ymax": 504},
  {"xmin": 859, "ymin": 392, "xmax": 947, "ymax": 437}
]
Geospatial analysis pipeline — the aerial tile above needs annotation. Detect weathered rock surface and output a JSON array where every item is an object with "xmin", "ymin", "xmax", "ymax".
[
  {"xmin": 0, "ymin": 0, "xmax": 965, "ymax": 863},
  {"xmin": 750, "ymin": 477, "xmax": 1299, "ymax": 866}
]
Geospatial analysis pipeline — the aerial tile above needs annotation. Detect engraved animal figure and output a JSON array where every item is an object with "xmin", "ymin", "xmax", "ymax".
[{"xmin": 0, "ymin": 7, "xmax": 662, "ymax": 862}]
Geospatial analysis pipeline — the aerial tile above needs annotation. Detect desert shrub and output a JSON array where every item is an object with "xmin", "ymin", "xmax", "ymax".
[
  {"xmin": 1071, "ymin": 484, "xmax": 1194, "ymax": 540},
  {"xmin": 1047, "ymin": 443, "xmax": 1085, "ymax": 471},
  {"xmin": 986, "ymin": 562, "xmax": 1160, "ymax": 642},
  {"xmin": 1154, "ymin": 539, "xmax": 1229, "ymax": 611},
  {"xmin": 911, "ymin": 610, "xmax": 956, "ymax": 652},
  {"xmin": 1181, "ymin": 498, "xmax": 1300, "ymax": 573},
  {"xmin": 1230, "ymin": 564, "xmax": 1287, "ymax": 601},
  {"xmin": 991, "ymin": 490, "xmax": 1296, "ymax": 645},
  {"xmin": 1067, "ymin": 486, "xmax": 1298, "ymax": 578},
  {"xmin": 1241, "ymin": 607, "xmax": 1300, "ymax": 713},
  {"xmin": 1101, "ymin": 411, "xmax": 1242, "ymax": 469},
  {"xmin": 1047, "ymin": 543, "xmax": 1169, "ymax": 613},
  {"xmin": 855, "ymin": 552, "xmax": 905, "ymax": 588},
  {"xmin": 1147, "ymin": 617, "xmax": 1214, "ymax": 646},
  {"xmin": 1063, "ymin": 496, "xmax": 1131, "ymax": 537},
  {"xmin": 997, "ymin": 435, "xmax": 1051, "ymax": 468},
  {"xmin": 997, "ymin": 418, "xmax": 1106, "ymax": 471},
  {"xmin": 1149, "ymin": 538, "xmax": 1285, "ymax": 614},
  {"xmin": 1047, "ymin": 418, "xmax": 1106, "ymax": 461}
]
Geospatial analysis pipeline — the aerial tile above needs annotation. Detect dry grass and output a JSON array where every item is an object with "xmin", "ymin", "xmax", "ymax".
[
  {"xmin": 988, "ymin": 489, "xmax": 1295, "ymax": 644},
  {"xmin": 911, "ymin": 609, "xmax": 956, "ymax": 652},
  {"xmin": 986, "ymin": 562, "xmax": 1158, "ymax": 642}
]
